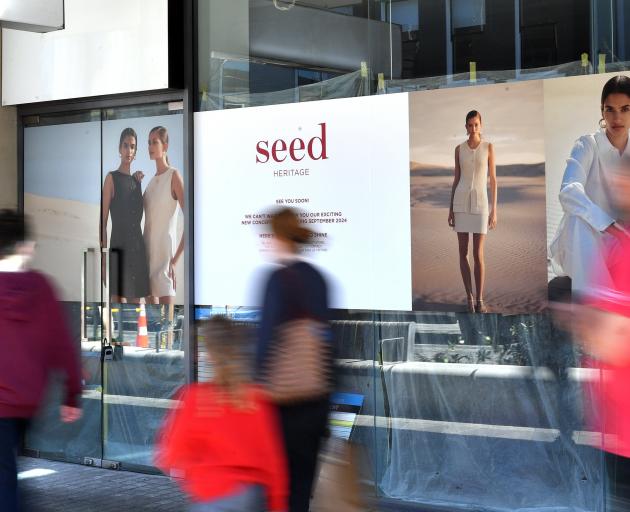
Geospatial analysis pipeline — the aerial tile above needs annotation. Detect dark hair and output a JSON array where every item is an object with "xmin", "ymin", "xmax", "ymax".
[
  {"xmin": 270, "ymin": 207, "xmax": 313, "ymax": 246},
  {"xmin": 149, "ymin": 126, "xmax": 170, "ymax": 165},
  {"xmin": 465, "ymin": 110, "xmax": 482, "ymax": 124},
  {"xmin": 118, "ymin": 127, "xmax": 138, "ymax": 155},
  {"xmin": 0, "ymin": 209, "xmax": 30, "ymax": 259},
  {"xmin": 601, "ymin": 75, "xmax": 630, "ymax": 106}
]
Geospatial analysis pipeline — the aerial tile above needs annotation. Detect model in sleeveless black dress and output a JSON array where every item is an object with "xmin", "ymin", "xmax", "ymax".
[{"xmin": 108, "ymin": 171, "xmax": 150, "ymax": 299}]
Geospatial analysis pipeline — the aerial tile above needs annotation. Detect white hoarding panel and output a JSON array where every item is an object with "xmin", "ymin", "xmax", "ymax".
[
  {"xmin": 194, "ymin": 93, "xmax": 411, "ymax": 311},
  {"xmin": 2, "ymin": 0, "xmax": 169, "ymax": 105}
]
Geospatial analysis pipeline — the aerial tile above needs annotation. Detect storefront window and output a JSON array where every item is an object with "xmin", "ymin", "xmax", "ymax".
[
  {"xmin": 197, "ymin": 0, "xmax": 387, "ymax": 110},
  {"xmin": 193, "ymin": 1, "xmax": 630, "ymax": 510},
  {"xmin": 198, "ymin": 0, "xmax": 630, "ymax": 106},
  {"xmin": 23, "ymin": 103, "xmax": 187, "ymax": 470}
]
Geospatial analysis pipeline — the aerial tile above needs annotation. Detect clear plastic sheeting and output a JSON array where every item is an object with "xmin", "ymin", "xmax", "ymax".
[
  {"xmin": 378, "ymin": 362, "xmax": 603, "ymax": 511},
  {"xmin": 200, "ymin": 58, "xmax": 369, "ymax": 111},
  {"xmin": 99, "ymin": 346, "xmax": 185, "ymax": 467},
  {"xmin": 384, "ymin": 59, "xmax": 630, "ymax": 93},
  {"xmin": 332, "ymin": 311, "xmax": 606, "ymax": 512},
  {"xmin": 26, "ymin": 343, "xmax": 185, "ymax": 470}
]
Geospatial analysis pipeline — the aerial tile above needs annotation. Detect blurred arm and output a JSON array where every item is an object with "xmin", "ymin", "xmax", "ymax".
[
  {"xmin": 155, "ymin": 386, "xmax": 191, "ymax": 471},
  {"xmin": 44, "ymin": 277, "xmax": 82, "ymax": 408},
  {"xmin": 576, "ymin": 305, "xmax": 630, "ymax": 365},
  {"xmin": 256, "ymin": 273, "xmax": 282, "ymax": 374}
]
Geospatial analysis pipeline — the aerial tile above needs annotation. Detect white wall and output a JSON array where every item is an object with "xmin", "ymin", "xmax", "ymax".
[{"xmin": 2, "ymin": 0, "xmax": 169, "ymax": 105}]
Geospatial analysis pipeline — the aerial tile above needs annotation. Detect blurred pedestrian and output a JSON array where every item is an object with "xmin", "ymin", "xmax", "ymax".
[
  {"xmin": 0, "ymin": 209, "xmax": 82, "ymax": 512},
  {"xmin": 256, "ymin": 207, "xmax": 334, "ymax": 512},
  {"xmin": 156, "ymin": 316, "xmax": 287, "ymax": 512},
  {"xmin": 557, "ymin": 156, "xmax": 630, "ymax": 498}
]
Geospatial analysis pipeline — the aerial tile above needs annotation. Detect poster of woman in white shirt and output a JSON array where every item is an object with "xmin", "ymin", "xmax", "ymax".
[{"xmin": 546, "ymin": 73, "xmax": 630, "ymax": 296}]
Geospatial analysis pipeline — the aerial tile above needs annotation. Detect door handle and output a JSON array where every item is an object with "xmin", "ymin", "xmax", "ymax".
[
  {"xmin": 81, "ymin": 247, "xmax": 109, "ymax": 342},
  {"xmin": 81, "ymin": 248, "xmax": 94, "ymax": 342},
  {"xmin": 101, "ymin": 248, "xmax": 111, "ymax": 346}
]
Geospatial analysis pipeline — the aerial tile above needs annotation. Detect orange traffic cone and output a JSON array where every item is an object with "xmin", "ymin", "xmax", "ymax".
[{"xmin": 136, "ymin": 304, "xmax": 149, "ymax": 348}]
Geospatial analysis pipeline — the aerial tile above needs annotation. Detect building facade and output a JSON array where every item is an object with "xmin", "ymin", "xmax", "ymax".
[{"xmin": 3, "ymin": 1, "xmax": 630, "ymax": 510}]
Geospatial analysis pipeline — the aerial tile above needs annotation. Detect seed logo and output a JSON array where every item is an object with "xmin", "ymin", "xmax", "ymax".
[{"xmin": 255, "ymin": 123, "xmax": 328, "ymax": 163}]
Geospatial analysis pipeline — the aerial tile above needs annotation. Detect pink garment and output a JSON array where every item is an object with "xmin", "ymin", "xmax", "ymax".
[
  {"xmin": 584, "ymin": 236, "xmax": 630, "ymax": 457},
  {"xmin": 0, "ymin": 271, "xmax": 82, "ymax": 418}
]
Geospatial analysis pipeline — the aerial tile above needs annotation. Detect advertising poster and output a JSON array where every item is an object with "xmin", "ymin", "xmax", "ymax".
[
  {"xmin": 24, "ymin": 122, "xmax": 101, "ymax": 301},
  {"xmin": 101, "ymin": 114, "xmax": 185, "ymax": 305},
  {"xmin": 409, "ymin": 81, "xmax": 548, "ymax": 314},
  {"xmin": 545, "ymin": 71, "xmax": 630, "ymax": 295},
  {"xmin": 194, "ymin": 94, "xmax": 412, "ymax": 310}
]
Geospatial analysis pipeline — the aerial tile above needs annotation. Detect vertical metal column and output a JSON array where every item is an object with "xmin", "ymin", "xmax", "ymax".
[{"xmin": 183, "ymin": 0, "xmax": 197, "ymax": 384}]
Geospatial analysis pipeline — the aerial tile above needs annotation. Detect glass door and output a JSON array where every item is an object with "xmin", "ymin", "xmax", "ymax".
[
  {"xmin": 100, "ymin": 103, "xmax": 185, "ymax": 469},
  {"xmin": 23, "ymin": 110, "xmax": 105, "ymax": 463},
  {"xmin": 22, "ymin": 102, "xmax": 186, "ymax": 472}
]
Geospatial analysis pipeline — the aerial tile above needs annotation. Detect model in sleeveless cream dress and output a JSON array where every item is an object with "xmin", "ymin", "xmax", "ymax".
[
  {"xmin": 143, "ymin": 167, "xmax": 179, "ymax": 298},
  {"xmin": 453, "ymin": 141, "xmax": 490, "ymax": 234}
]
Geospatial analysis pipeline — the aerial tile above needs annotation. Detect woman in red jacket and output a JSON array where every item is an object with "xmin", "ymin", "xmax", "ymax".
[{"xmin": 156, "ymin": 316, "xmax": 288, "ymax": 512}]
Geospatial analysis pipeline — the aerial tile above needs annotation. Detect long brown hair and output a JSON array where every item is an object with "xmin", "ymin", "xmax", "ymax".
[
  {"xmin": 198, "ymin": 316, "xmax": 253, "ymax": 408},
  {"xmin": 270, "ymin": 207, "xmax": 314, "ymax": 250}
]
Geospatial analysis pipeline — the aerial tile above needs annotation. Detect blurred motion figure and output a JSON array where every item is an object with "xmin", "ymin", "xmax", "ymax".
[
  {"xmin": 0, "ymin": 210, "xmax": 82, "ymax": 512},
  {"xmin": 256, "ymin": 207, "xmax": 333, "ymax": 512},
  {"xmin": 156, "ymin": 316, "xmax": 287, "ymax": 512},
  {"xmin": 560, "ymin": 156, "xmax": 630, "ymax": 497}
]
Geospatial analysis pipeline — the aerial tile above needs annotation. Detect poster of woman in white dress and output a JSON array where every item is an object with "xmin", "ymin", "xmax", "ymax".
[{"xmin": 409, "ymin": 80, "xmax": 547, "ymax": 314}]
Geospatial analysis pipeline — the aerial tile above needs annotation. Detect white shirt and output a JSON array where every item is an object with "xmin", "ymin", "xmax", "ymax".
[{"xmin": 550, "ymin": 129, "xmax": 630, "ymax": 291}]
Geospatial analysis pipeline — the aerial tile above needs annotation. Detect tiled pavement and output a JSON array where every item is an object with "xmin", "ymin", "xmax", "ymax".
[
  {"xmin": 17, "ymin": 456, "xmax": 630, "ymax": 512},
  {"xmin": 18, "ymin": 457, "xmax": 188, "ymax": 512},
  {"xmin": 16, "ymin": 456, "xmax": 421, "ymax": 512}
]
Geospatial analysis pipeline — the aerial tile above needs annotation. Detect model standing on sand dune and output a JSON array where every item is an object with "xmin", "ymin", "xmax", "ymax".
[{"xmin": 448, "ymin": 110, "xmax": 498, "ymax": 313}]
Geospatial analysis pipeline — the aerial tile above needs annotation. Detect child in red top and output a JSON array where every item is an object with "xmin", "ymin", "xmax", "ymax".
[{"xmin": 156, "ymin": 317, "xmax": 288, "ymax": 512}]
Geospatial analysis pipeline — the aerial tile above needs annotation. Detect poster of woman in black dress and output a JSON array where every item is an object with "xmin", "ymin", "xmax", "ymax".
[{"xmin": 100, "ymin": 127, "xmax": 150, "ymax": 303}]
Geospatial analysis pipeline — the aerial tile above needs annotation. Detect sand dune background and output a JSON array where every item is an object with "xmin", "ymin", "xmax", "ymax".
[
  {"xmin": 409, "ymin": 81, "xmax": 547, "ymax": 314},
  {"xmin": 410, "ymin": 164, "xmax": 547, "ymax": 314},
  {"xmin": 25, "ymin": 193, "xmax": 185, "ymax": 305}
]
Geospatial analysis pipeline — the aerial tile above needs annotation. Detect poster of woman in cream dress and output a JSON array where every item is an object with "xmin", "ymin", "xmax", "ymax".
[
  {"xmin": 143, "ymin": 126, "xmax": 185, "ymax": 305},
  {"xmin": 448, "ymin": 110, "xmax": 497, "ymax": 313},
  {"xmin": 410, "ymin": 81, "xmax": 547, "ymax": 314}
]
